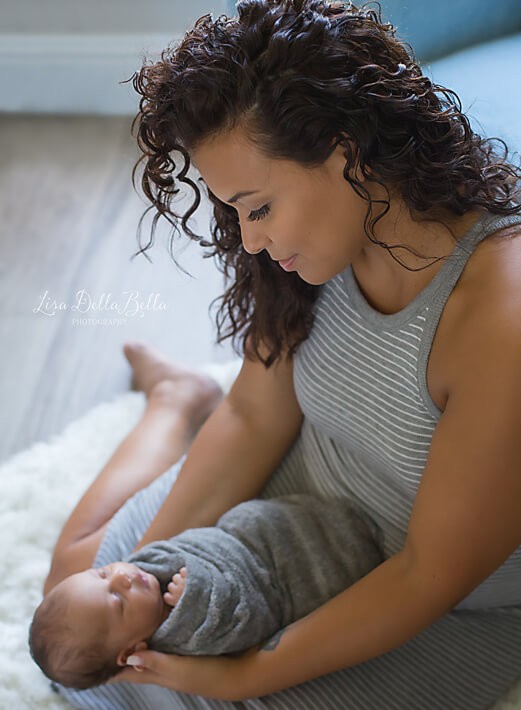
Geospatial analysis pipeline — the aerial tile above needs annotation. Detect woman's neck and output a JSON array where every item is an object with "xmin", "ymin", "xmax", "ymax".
[{"xmin": 350, "ymin": 202, "xmax": 486, "ymax": 314}]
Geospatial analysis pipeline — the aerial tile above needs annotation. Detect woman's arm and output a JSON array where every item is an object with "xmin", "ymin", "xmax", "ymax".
[
  {"xmin": 43, "ymin": 386, "xmax": 196, "ymax": 595},
  {"xmin": 111, "ymin": 550, "xmax": 459, "ymax": 699},
  {"xmin": 242, "ymin": 550, "xmax": 455, "ymax": 697},
  {"xmin": 133, "ymin": 343, "xmax": 303, "ymax": 550},
  {"xmin": 240, "ymin": 308, "xmax": 521, "ymax": 696}
]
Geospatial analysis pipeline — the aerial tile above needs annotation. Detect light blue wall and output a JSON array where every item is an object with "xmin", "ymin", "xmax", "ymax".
[{"xmin": 377, "ymin": 0, "xmax": 521, "ymax": 62}]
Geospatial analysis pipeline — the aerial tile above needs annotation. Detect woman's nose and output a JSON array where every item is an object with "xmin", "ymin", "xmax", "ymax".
[{"xmin": 239, "ymin": 218, "xmax": 270, "ymax": 255}]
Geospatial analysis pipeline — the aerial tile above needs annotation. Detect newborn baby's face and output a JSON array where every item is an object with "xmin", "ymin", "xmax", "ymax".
[{"xmin": 59, "ymin": 561, "xmax": 168, "ymax": 662}]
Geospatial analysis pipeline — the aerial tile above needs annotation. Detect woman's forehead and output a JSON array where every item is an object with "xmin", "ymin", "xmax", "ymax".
[
  {"xmin": 191, "ymin": 133, "xmax": 304, "ymax": 204},
  {"xmin": 193, "ymin": 133, "xmax": 270, "ymax": 190}
]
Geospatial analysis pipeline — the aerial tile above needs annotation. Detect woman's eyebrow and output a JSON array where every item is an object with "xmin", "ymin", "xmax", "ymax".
[{"xmin": 228, "ymin": 190, "xmax": 259, "ymax": 204}]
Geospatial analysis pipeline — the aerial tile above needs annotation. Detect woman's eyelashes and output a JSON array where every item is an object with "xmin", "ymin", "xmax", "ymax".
[{"xmin": 247, "ymin": 204, "xmax": 271, "ymax": 222}]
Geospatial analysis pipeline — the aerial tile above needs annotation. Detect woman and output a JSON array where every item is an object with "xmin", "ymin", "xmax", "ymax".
[{"xmin": 48, "ymin": 0, "xmax": 521, "ymax": 707}]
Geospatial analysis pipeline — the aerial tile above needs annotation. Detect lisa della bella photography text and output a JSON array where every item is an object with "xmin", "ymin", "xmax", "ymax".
[{"xmin": 33, "ymin": 289, "xmax": 168, "ymax": 326}]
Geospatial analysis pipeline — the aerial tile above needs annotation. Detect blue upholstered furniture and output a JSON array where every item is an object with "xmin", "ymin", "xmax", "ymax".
[
  {"xmin": 226, "ymin": 0, "xmax": 521, "ymax": 154},
  {"xmin": 394, "ymin": 0, "xmax": 521, "ymax": 155}
]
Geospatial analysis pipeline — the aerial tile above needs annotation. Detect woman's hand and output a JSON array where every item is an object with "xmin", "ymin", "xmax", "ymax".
[{"xmin": 109, "ymin": 646, "xmax": 262, "ymax": 701}]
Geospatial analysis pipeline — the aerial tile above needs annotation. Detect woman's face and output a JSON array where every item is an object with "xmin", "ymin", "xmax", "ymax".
[{"xmin": 191, "ymin": 127, "xmax": 375, "ymax": 285}]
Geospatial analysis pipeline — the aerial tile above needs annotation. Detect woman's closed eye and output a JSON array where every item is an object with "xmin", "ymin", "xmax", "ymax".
[{"xmin": 247, "ymin": 204, "xmax": 271, "ymax": 222}]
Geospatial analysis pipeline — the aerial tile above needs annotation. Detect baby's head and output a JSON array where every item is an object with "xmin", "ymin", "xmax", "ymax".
[{"xmin": 29, "ymin": 561, "xmax": 168, "ymax": 689}]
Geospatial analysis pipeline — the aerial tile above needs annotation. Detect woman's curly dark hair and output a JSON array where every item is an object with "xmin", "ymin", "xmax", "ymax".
[{"xmin": 129, "ymin": 0, "xmax": 521, "ymax": 368}]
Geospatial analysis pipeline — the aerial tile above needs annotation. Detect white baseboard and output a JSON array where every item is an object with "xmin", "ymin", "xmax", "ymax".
[{"xmin": 0, "ymin": 34, "xmax": 180, "ymax": 115}]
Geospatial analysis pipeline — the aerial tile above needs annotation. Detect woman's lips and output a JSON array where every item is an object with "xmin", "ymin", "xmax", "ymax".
[{"xmin": 278, "ymin": 255, "xmax": 297, "ymax": 271}]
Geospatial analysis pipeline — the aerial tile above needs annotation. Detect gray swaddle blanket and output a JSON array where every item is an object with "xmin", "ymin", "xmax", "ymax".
[{"xmin": 127, "ymin": 493, "xmax": 384, "ymax": 656}]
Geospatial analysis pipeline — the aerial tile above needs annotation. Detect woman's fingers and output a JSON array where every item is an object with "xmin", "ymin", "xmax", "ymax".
[
  {"xmin": 109, "ymin": 650, "xmax": 166, "ymax": 685},
  {"xmin": 109, "ymin": 650, "xmax": 253, "ymax": 699}
]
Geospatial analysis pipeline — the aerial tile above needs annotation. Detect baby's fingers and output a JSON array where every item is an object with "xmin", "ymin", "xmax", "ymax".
[
  {"xmin": 171, "ymin": 567, "xmax": 187, "ymax": 582},
  {"xmin": 163, "ymin": 568, "xmax": 187, "ymax": 607},
  {"xmin": 164, "ymin": 581, "xmax": 178, "ymax": 605},
  {"xmin": 163, "ymin": 590, "xmax": 177, "ymax": 606}
]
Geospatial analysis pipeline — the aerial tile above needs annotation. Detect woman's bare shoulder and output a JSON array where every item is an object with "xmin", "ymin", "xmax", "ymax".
[
  {"xmin": 445, "ymin": 222, "xmax": 521, "ymax": 393},
  {"xmin": 459, "ymin": 221, "xmax": 521, "ymax": 306}
]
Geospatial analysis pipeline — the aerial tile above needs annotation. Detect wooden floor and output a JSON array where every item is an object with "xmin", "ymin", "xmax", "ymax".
[{"xmin": 0, "ymin": 114, "xmax": 235, "ymax": 465}]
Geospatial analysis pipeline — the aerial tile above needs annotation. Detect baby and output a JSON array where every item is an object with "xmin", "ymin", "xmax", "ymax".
[
  {"xmin": 29, "ymin": 493, "xmax": 384, "ymax": 690},
  {"xmin": 29, "ymin": 559, "xmax": 189, "ymax": 689}
]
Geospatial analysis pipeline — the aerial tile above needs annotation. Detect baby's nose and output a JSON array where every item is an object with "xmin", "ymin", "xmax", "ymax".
[{"xmin": 110, "ymin": 569, "xmax": 132, "ymax": 591}]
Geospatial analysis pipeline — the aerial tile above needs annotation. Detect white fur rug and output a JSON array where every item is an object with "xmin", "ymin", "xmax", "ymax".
[{"xmin": 2, "ymin": 357, "xmax": 521, "ymax": 710}]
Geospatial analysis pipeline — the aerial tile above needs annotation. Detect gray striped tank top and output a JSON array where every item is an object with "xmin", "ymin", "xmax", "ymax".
[{"xmin": 293, "ymin": 210, "xmax": 521, "ymax": 610}]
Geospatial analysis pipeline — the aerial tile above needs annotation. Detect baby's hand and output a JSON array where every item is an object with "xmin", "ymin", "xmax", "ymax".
[{"xmin": 163, "ymin": 566, "xmax": 188, "ymax": 607}]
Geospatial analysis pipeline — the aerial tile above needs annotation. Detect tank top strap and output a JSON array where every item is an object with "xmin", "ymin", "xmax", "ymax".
[
  {"xmin": 428, "ymin": 210, "xmax": 521, "ymax": 310},
  {"xmin": 453, "ymin": 210, "xmax": 521, "ymax": 256}
]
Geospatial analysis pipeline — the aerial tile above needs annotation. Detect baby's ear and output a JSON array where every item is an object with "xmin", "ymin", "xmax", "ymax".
[{"xmin": 116, "ymin": 641, "xmax": 148, "ymax": 667}]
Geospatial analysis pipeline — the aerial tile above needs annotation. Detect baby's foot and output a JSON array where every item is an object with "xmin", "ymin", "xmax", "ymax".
[
  {"xmin": 123, "ymin": 341, "xmax": 224, "ymax": 431},
  {"xmin": 163, "ymin": 566, "xmax": 188, "ymax": 607}
]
